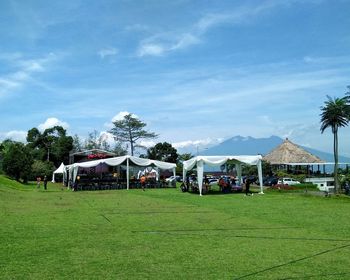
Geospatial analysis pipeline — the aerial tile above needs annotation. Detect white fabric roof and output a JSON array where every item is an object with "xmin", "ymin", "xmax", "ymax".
[
  {"xmin": 53, "ymin": 162, "xmax": 65, "ymax": 174},
  {"xmin": 52, "ymin": 162, "xmax": 65, "ymax": 183},
  {"xmin": 67, "ymin": 155, "xmax": 176, "ymax": 170},
  {"xmin": 183, "ymin": 155, "xmax": 262, "ymax": 171},
  {"xmin": 64, "ymin": 155, "xmax": 176, "ymax": 190},
  {"xmin": 183, "ymin": 155, "xmax": 263, "ymax": 196}
]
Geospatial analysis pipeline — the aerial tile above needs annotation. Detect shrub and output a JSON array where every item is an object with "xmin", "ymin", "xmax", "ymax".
[
  {"xmin": 2, "ymin": 141, "xmax": 33, "ymax": 183},
  {"xmin": 31, "ymin": 160, "xmax": 55, "ymax": 181}
]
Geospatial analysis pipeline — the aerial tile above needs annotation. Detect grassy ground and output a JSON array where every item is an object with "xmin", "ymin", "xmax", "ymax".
[{"xmin": 1, "ymin": 175, "xmax": 350, "ymax": 279}]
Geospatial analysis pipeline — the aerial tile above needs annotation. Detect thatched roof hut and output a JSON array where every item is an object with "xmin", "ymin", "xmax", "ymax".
[{"xmin": 263, "ymin": 138, "xmax": 325, "ymax": 165}]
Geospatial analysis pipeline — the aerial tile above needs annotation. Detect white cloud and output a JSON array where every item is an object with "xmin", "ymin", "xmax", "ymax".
[
  {"xmin": 171, "ymin": 33, "xmax": 200, "ymax": 50},
  {"xmin": 104, "ymin": 111, "xmax": 139, "ymax": 129},
  {"xmin": 38, "ymin": 117, "xmax": 69, "ymax": 131},
  {"xmin": 111, "ymin": 111, "xmax": 138, "ymax": 122},
  {"xmin": 99, "ymin": 131, "xmax": 116, "ymax": 146},
  {"xmin": 137, "ymin": 33, "xmax": 200, "ymax": 57},
  {"xmin": 139, "ymin": 140, "xmax": 157, "ymax": 148},
  {"xmin": 0, "ymin": 130, "xmax": 27, "ymax": 142},
  {"xmin": 196, "ymin": 13, "xmax": 233, "ymax": 33},
  {"xmin": 138, "ymin": 43, "xmax": 165, "ymax": 57},
  {"xmin": 98, "ymin": 47, "xmax": 118, "ymax": 59},
  {"xmin": 0, "ymin": 53, "xmax": 58, "ymax": 96},
  {"xmin": 172, "ymin": 137, "xmax": 223, "ymax": 149},
  {"xmin": 136, "ymin": 2, "xmax": 279, "ymax": 57}
]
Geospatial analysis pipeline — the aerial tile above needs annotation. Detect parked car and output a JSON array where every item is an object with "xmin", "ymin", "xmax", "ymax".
[
  {"xmin": 263, "ymin": 176, "xmax": 278, "ymax": 186},
  {"xmin": 242, "ymin": 175, "xmax": 258, "ymax": 184},
  {"xmin": 165, "ymin": 175, "xmax": 182, "ymax": 182},
  {"xmin": 207, "ymin": 178, "xmax": 219, "ymax": 185},
  {"xmin": 277, "ymin": 178, "xmax": 301, "ymax": 185}
]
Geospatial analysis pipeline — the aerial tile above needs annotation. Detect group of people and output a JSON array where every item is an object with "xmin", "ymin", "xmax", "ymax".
[{"xmin": 36, "ymin": 176, "xmax": 48, "ymax": 190}]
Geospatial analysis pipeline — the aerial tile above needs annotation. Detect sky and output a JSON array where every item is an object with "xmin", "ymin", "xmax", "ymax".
[{"xmin": 1, "ymin": 0, "xmax": 350, "ymax": 156}]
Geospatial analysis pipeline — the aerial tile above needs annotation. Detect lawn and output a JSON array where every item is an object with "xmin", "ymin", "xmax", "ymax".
[{"xmin": 1, "ymin": 175, "xmax": 350, "ymax": 279}]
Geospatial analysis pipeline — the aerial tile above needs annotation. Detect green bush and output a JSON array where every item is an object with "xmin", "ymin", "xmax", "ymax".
[
  {"xmin": 2, "ymin": 141, "xmax": 33, "ymax": 182},
  {"xmin": 31, "ymin": 160, "xmax": 55, "ymax": 180}
]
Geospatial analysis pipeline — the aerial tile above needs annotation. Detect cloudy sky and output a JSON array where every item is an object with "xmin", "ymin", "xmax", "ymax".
[{"xmin": 1, "ymin": 0, "xmax": 350, "ymax": 155}]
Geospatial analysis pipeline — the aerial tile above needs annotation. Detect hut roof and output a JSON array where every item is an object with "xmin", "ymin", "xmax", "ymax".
[{"xmin": 263, "ymin": 138, "xmax": 325, "ymax": 164}]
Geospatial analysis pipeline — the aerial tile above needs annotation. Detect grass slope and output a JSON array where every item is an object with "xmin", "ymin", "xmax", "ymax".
[{"xmin": 1, "ymin": 176, "xmax": 350, "ymax": 279}]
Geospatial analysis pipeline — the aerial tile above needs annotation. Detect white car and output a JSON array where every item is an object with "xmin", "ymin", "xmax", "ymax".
[
  {"xmin": 208, "ymin": 178, "xmax": 219, "ymax": 185},
  {"xmin": 165, "ymin": 176, "xmax": 181, "ymax": 182},
  {"xmin": 277, "ymin": 178, "xmax": 301, "ymax": 185}
]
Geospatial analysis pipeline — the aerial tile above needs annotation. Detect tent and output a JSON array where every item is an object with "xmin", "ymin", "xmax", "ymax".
[
  {"xmin": 52, "ymin": 162, "xmax": 65, "ymax": 183},
  {"xmin": 183, "ymin": 155, "xmax": 263, "ymax": 196},
  {"xmin": 63, "ymin": 155, "xmax": 176, "ymax": 190},
  {"xmin": 137, "ymin": 167, "xmax": 159, "ymax": 179},
  {"xmin": 263, "ymin": 138, "xmax": 325, "ymax": 164}
]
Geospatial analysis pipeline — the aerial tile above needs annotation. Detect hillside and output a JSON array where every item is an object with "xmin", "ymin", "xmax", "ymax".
[{"xmin": 0, "ymin": 175, "xmax": 29, "ymax": 190}]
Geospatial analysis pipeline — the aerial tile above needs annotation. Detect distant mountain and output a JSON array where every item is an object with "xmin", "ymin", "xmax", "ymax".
[
  {"xmin": 202, "ymin": 135, "xmax": 350, "ymax": 163},
  {"xmin": 202, "ymin": 135, "xmax": 282, "ymax": 156}
]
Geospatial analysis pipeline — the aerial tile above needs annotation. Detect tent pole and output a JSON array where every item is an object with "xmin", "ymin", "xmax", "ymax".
[
  {"xmin": 197, "ymin": 160, "xmax": 204, "ymax": 196},
  {"xmin": 258, "ymin": 159, "xmax": 264, "ymax": 194},
  {"xmin": 127, "ymin": 157, "xmax": 130, "ymax": 190}
]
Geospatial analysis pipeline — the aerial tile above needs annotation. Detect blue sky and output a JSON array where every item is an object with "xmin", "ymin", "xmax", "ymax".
[{"xmin": 1, "ymin": 0, "xmax": 350, "ymax": 155}]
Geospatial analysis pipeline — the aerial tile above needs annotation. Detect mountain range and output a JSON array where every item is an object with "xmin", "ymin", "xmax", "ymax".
[{"xmin": 200, "ymin": 135, "xmax": 350, "ymax": 163}]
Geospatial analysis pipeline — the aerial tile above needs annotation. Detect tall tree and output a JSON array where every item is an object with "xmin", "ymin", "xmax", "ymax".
[
  {"xmin": 84, "ymin": 130, "xmax": 101, "ymax": 150},
  {"xmin": 72, "ymin": 134, "xmax": 83, "ymax": 152},
  {"xmin": 2, "ymin": 140, "xmax": 33, "ymax": 182},
  {"xmin": 320, "ymin": 96, "xmax": 349, "ymax": 194},
  {"xmin": 26, "ymin": 126, "xmax": 73, "ymax": 165},
  {"xmin": 147, "ymin": 142, "xmax": 178, "ymax": 163},
  {"xmin": 109, "ymin": 114, "xmax": 157, "ymax": 156}
]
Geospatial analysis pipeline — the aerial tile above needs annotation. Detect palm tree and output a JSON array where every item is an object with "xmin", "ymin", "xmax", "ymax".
[{"xmin": 320, "ymin": 96, "xmax": 349, "ymax": 194}]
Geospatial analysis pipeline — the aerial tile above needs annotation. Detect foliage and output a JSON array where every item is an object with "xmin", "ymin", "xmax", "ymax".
[
  {"xmin": 72, "ymin": 134, "xmax": 83, "ymax": 152},
  {"xmin": 31, "ymin": 160, "xmax": 55, "ymax": 180},
  {"xmin": 147, "ymin": 142, "xmax": 178, "ymax": 163},
  {"xmin": 176, "ymin": 153, "xmax": 194, "ymax": 174},
  {"xmin": 320, "ymin": 95, "xmax": 350, "ymax": 193},
  {"xmin": 26, "ymin": 126, "xmax": 73, "ymax": 166},
  {"xmin": 242, "ymin": 164, "xmax": 258, "ymax": 176},
  {"xmin": 2, "ymin": 140, "xmax": 33, "ymax": 182},
  {"xmin": 339, "ymin": 173, "xmax": 350, "ymax": 187},
  {"xmin": 109, "ymin": 113, "xmax": 157, "ymax": 156},
  {"xmin": 178, "ymin": 153, "xmax": 193, "ymax": 162},
  {"xmin": 84, "ymin": 130, "xmax": 110, "ymax": 151},
  {"xmin": 111, "ymin": 143, "xmax": 128, "ymax": 156}
]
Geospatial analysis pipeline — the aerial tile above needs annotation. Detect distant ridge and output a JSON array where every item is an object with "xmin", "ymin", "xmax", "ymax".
[
  {"xmin": 202, "ymin": 135, "xmax": 350, "ymax": 163},
  {"xmin": 202, "ymin": 135, "xmax": 282, "ymax": 156}
]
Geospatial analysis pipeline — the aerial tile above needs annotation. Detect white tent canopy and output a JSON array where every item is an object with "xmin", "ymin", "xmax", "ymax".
[
  {"xmin": 183, "ymin": 155, "xmax": 264, "ymax": 196},
  {"xmin": 52, "ymin": 162, "xmax": 65, "ymax": 183},
  {"xmin": 63, "ymin": 155, "xmax": 176, "ymax": 190}
]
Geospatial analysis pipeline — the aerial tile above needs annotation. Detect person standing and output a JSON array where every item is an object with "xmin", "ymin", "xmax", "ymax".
[
  {"xmin": 36, "ymin": 177, "xmax": 41, "ymax": 188},
  {"xmin": 245, "ymin": 178, "xmax": 253, "ymax": 196},
  {"xmin": 43, "ymin": 175, "xmax": 48, "ymax": 190},
  {"xmin": 140, "ymin": 175, "xmax": 146, "ymax": 191}
]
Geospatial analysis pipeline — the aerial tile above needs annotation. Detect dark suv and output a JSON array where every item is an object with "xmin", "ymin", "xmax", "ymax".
[{"xmin": 263, "ymin": 176, "xmax": 278, "ymax": 186}]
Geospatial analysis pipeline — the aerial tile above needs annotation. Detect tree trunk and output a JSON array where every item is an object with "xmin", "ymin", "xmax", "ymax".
[
  {"xmin": 130, "ymin": 140, "xmax": 134, "ymax": 156},
  {"xmin": 334, "ymin": 130, "xmax": 339, "ymax": 194}
]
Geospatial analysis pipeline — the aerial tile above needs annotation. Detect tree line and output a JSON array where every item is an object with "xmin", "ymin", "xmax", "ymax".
[{"xmin": 0, "ymin": 114, "xmax": 193, "ymax": 183}]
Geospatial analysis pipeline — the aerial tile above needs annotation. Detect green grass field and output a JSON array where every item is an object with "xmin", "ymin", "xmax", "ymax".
[{"xmin": 1, "ymin": 175, "xmax": 350, "ymax": 279}]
